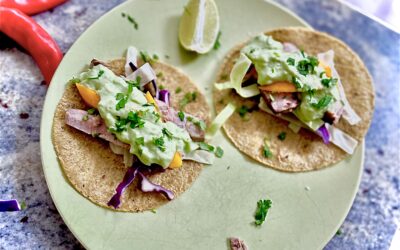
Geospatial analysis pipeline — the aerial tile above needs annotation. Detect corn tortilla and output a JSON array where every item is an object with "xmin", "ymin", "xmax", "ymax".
[
  {"xmin": 53, "ymin": 59, "xmax": 210, "ymax": 212},
  {"xmin": 213, "ymin": 27, "xmax": 374, "ymax": 172}
]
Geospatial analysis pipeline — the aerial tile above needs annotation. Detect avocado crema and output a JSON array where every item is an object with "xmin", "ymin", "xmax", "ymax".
[
  {"xmin": 241, "ymin": 35, "xmax": 343, "ymax": 130},
  {"xmin": 79, "ymin": 65, "xmax": 198, "ymax": 168}
]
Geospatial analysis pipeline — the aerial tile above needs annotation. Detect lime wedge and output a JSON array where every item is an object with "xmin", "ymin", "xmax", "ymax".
[{"xmin": 179, "ymin": 0, "xmax": 220, "ymax": 54}]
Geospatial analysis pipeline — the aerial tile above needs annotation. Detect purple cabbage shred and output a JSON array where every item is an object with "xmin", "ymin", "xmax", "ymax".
[
  {"xmin": 137, "ymin": 172, "xmax": 174, "ymax": 200},
  {"xmin": 107, "ymin": 167, "xmax": 138, "ymax": 209},
  {"xmin": 107, "ymin": 166, "xmax": 175, "ymax": 209},
  {"xmin": 0, "ymin": 199, "xmax": 21, "ymax": 212},
  {"xmin": 158, "ymin": 90, "xmax": 170, "ymax": 107},
  {"xmin": 317, "ymin": 124, "xmax": 330, "ymax": 144}
]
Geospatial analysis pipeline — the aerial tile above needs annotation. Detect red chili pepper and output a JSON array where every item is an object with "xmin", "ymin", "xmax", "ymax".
[
  {"xmin": 0, "ymin": 0, "xmax": 68, "ymax": 15},
  {"xmin": 0, "ymin": 7, "xmax": 63, "ymax": 84}
]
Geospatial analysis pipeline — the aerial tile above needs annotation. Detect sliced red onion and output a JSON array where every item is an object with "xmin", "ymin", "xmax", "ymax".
[
  {"xmin": 125, "ymin": 46, "xmax": 139, "ymax": 75},
  {"xmin": 107, "ymin": 167, "xmax": 138, "ymax": 209},
  {"xmin": 158, "ymin": 89, "xmax": 170, "ymax": 106},
  {"xmin": 151, "ymin": 79, "xmax": 159, "ymax": 99},
  {"xmin": 137, "ymin": 172, "xmax": 174, "ymax": 200},
  {"xmin": 317, "ymin": 124, "xmax": 330, "ymax": 144},
  {"xmin": 129, "ymin": 62, "xmax": 138, "ymax": 71},
  {"xmin": 283, "ymin": 42, "xmax": 299, "ymax": 53},
  {"xmin": 0, "ymin": 199, "xmax": 21, "ymax": 212}
]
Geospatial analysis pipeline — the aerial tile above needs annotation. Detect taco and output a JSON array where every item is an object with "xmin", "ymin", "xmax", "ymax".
[
  {"xmin": 53, "ymin": 47, "xmax": 219, "ymax": 212},
  {"xmin": 212, "ymin": 27, "xmax": 374, "ymax": 172}
]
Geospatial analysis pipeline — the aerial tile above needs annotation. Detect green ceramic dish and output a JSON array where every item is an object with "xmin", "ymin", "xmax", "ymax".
[{"xmin": 40, "ymin": 0, "xmax": 364, "ymax": 249}]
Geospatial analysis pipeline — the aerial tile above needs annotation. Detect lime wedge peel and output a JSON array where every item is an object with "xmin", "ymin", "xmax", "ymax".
[{"xmin": 179, "ymin": 0, "xmax": 220, "ymax": 54}]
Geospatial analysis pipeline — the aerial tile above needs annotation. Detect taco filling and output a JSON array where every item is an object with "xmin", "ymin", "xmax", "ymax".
[
  {"xmin": 63, "ymin": 47, "xmax": 217, "ymax": 209},
  {"xmin": 215, "ymin": 34, "xmax": 361, "ymax": 154}
]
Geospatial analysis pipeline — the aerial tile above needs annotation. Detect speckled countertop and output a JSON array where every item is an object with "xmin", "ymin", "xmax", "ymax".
[{"xmin": 0, "ymin": 0, "xmax": 399, "ymax": 249}]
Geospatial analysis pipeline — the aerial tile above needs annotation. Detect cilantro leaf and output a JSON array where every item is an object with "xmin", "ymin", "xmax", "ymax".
[
  {"xmin": 179, "ymin": 91, "xmax": 198, "ymax": 109},
  {"xmin": 286, "ymin": 57, "xmax": 295, "ymax": 66},
  {"xmin": 311, "ymin": 95, "xmax": 333, "ymax": 109},
  {"xmin": 178, "ymin": 111, "xmax": 185, "ymax": 121},
  {"xmin": 127, "ymin": 111, "xmax": 145, "ymax": 129},
  {"xmin": 162, "ymin": 128, "xmax": 173, "ymax": 140},
  {"xmin": 277, "ymin": 132, "xmax": 286, "ymax": 141},
  {"xmin": 87, "ymin": 70, "xmax": 104, "ymax": 80},
  {"xmin": 153, "ymin": 136, "xmax": 166, "ymax": 152},
  {"xmin": 213, "ymin": 31, "xmax": 222, "ymax": 50},
  {"xmin": 254, "ymin": 199, "xmax": 272, "ymax": 226},
  {"xmin": 87, "ymin": 108, "xmax": 96, "ymax": 115},
  {"xmin": 135, "ymin": 137, "xmax": 144, "ymax": 146},
  {"xmin": 263, "ymin": 143, "xmax": 272, "ymax": 158},
  {"xmin": 215, "ymin": 146, "xmax": 224, "ymax": 158},
  {"xmin": 237, "ymin": 105, "xmax": 250, "ymax": 118},
  {"xmin": 175, "ymin": 87, "xmax": 182, "ymax": 94},
  {"xmin": 198, "ymin": 142, "xmax": 215, "ymax": 152}
]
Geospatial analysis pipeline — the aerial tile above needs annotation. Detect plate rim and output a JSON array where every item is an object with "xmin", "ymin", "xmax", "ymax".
[{"xmin": 39, "ymin": 0, "xmax": 364, "ymax": 248}]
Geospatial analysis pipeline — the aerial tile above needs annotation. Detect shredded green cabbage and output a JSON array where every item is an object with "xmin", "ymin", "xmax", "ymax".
[
  {"xmin": 214, "ymin": 53, "xmax": 260, "ymax": 98},
  {"xmin": 205, "ymin": 102, "xmax": 236, "ymax": 140}
]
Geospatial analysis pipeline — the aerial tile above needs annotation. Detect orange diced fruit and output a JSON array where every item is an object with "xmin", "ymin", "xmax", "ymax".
[
  {"xmin": 169, "ymin": 152, "xmax": 182, "ymax": 169},
  {"xmin": 258, "ymin": 81, "xmax": 297, "ymax": 92},
  {"xmin": 145, "ymin": 91, "xmax": 159, "ymax": 112},
  {"xmin": 76, "ymin": 83, "xmax": 100, "ymax": 108},
  {"xmin": 319, "ymin": 61, "xmax": 332, "ymax": 78}
]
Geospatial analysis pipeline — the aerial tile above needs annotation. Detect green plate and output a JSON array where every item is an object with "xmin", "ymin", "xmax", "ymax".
[{"xmin": 40, "ymin": 0, "xmax": 364, "ymax": 249}]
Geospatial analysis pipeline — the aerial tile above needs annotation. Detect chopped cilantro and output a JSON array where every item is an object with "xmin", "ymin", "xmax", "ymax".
[
  {"xmin": 159, "ymin": 85, "xmax": 165, "ymax": 90},
  {"xmin": 153, "ymin": 136, "xmax": 166, "ymax": 152},
  {"xmin": 254, "ymin": 199, "xmax": 272, "ymax": 226},
  {"xmin": 20, "ymin": 201, "xmax": 27, "ymax": 210},
  {"xmin": 336, "ymin": 230, "xmax": 342, "ymax": 236},
  {"xmin": 87, "ymin": 70, "xmax": 104, "ymax": 80},
  {"xmin": 292, "ymin": 76, "xmax": 301, "ymax": 89},
  {"xmin": 150, "ymin": 209, "xmax": 157, "ymax": 214},
  {"xmin": 319, "ymin": 71, "xmax": 325, "ymax": 78},
  {"xmin": 277, "ymin": 132, "xmax": 286, "ymax": 141},
  {"xmin": 193, "ymin": 119, "xmax": 206, "ymax": 131},
  {"xmin": 198, "ymin": 142, "xmax": 215, "ymax": 152},
  {"xmin": 115, "ymin": 77, "xmax": 140, "ymax": 111},
  {"xmin": 113, "ymin": 116, "xmax": 128, "ymax": 132},
  {"xmin": 321, "ymin": 78, "xmax": 338, "ymax": 88},
  {"xmin": 297, "ymin": 56, "xmax": 319, "ymax": 76},
  {"xmin": 127, "ymin": 111, "xmax": 145, "ymax": 129},
  {"xmin": 300, "ymin": 49, "xmax": 305, "ymax": 58},
  {"xmin": 69, "ymin": 77, "xmax": 80, "ymax": 84},
  {"xmin": 121, "ymin": 13, "xmax": 138, "ymax": 29},
  {"xmin": 312, "ymin": 95, "xmax": 333, "ymax": 109},
  {"xmin": 82, "ymin": 114, "xmax": 89, "ymax": 121},
  {"xmin": 263, "ymin": 141, "xmax": 272, "ymax": 158},
  {"xmin": 175, "ymin": 87, "xmax": 182, "ymax": 94},
  {"xmin": 135, "ymin": 137, "xmax": 144, "ymax": 146},
  {"xmin": 179, "ymin": 91, "xmax": 198, "ymax": 109},
  {"xmin": 162, "ymin": 128, "xmax": 173, "ymax": 140},
  {"xmin": 178, "ymin": 111, "xmax": 185, "ymax": 121},
  {"xmin": 152, "ymin": 111, "xmax": 161, "ymax": 122},
  {"xmin": 215, "ymin": 146, "xmax": 224, "ymax": 158},
  {"xmin": 153, "ymin": 54, "xmax": 159, "ymax": 60},
  {"xmin": 156, "ymin": 72, "xmax": 163, "ymax": 78},
  {"xmin": 116, "ymin": 97, "xmax": 128, "ymax": 111},
  {"xmin": 287, "ymin": 57, "xmax": 295, "ymax": 66},
  {"xmin": 237, "ymin": 105, "xmax": 250, "ymax": 118},
  {"xmin": 213, "ymin": 31, "xmax": 222, "ymax": 50},
  {"xmin": 87, "ymin": 108, "xmax": 96, "ymax": 115},
  {"xmin": 140, "ymin": 51, "xmax": 152, "ymax": 63}
]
